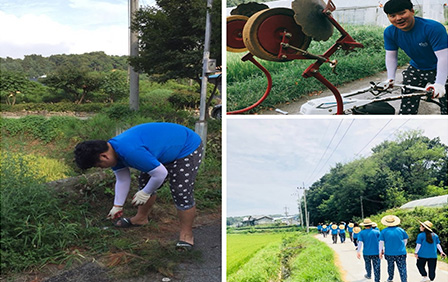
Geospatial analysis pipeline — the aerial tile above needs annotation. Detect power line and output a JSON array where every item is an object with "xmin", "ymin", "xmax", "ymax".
[
  {"xmin": 305, "ymin": 119, "xmax": 343, "ymax": 186},
  {"xmin": 355, "ymin": 119, "xmax": 392, "ymax": 156}
]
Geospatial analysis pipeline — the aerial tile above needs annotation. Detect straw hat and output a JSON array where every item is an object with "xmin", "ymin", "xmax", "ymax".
[
  {"xmin": 331, "ymin": 224, "xmax": 338, "ymax": 229},
  {"xmin": 419, "ymin": 220, "xmax": 433, "ymax": 232},
  {"xmin": 353, "ymin": 227, "xmax": 361, "ymax": 234},
  {"xmin": 348, "ymin": 223, "xmax": 354, "ymax": 228},
  {"xmin": 381, "ymin": 215, "xmax": 401, "ymax": 226},
  {"xmin": 322, "ymin": 225, "xmax": 327, "ymax": 229},
  {"xmin": 339, "ymin": 224, "xmax": 345, "ymax": 229},
  {"xmin": 360, "ymin": 218, "xmax": 374, "ymax": 226}
]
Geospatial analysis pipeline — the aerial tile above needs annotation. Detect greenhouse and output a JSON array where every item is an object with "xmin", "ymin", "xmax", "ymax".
[{"xmin": 400, "ymin": 194, "xmax": 448, "ymax": 209}]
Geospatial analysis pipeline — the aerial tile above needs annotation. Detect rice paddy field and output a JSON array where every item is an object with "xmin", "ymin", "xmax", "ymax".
[{"xmin": 227, "ymin": 232, "xmax": 343, "ymax": 281}]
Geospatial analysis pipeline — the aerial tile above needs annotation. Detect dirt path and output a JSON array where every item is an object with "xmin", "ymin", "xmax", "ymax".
[
  {"xmin": 260, "ymin": 67, "xmax": 442, "ymax": 115},
  {"xmin": 41, "ymin": 218, "xmax": 221, "ymax": 282},
  {"xmin": 316, "ymin": 234, "xmax": 448, "ymax": 282}
]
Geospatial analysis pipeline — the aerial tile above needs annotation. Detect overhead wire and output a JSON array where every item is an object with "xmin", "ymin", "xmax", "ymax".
[{"xmin": 355, "ymin": 119, "xmax": 392, "ymax": 156}]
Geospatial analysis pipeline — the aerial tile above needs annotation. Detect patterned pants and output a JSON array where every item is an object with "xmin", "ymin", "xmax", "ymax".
[
  {"xmin": 138, "ymin": 143, "xmax": 203, "ymax": 210},
  {"xmin": 416, "ymin": 257, "xmax": 437, "ymax": 281},
  {"xmin": 363, "ymin": 255, "xmax": 381, "ymax": 282},
  {"xmin": 385, "ymin": 254, "xmax": 407, "ymax": 282},
  {"xmin": 400, "ymin": 65, "xmax": 447, "ymax": 115}
]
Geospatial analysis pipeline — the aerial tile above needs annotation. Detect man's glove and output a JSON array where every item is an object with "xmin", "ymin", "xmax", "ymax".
[
  {"xmin": 426, "ymin": 83, "xmax": 446, "ymax": 98},
  {"xmin": 107, "ymin": 206, "xmax": 123, "ymax": 220},
  {"xmin": 132, "ymin": 190, "xmax": 151, "ymax": 206},
  {"xmin": 378, "ymin": 79, "xmax": 394, "ymax": 90}
]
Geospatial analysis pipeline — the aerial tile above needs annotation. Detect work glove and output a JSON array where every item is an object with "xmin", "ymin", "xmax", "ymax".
[
  {"xmin": 132, "ymin": 190, "xmax": 151, "ymax": 206},
  {"xmin": 425, "ymin": 83, "xmax": 446, "ymax": 98},
  {"xmin": 378, "ymin": 79, "xmax": 394, "ymax": 90},
  {"xmin": 107, "ymin": 206, "xmax": 123, "ymax": 220}
]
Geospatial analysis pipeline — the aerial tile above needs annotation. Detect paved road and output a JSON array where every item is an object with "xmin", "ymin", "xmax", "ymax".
[
  {"xmin": 316, "ymin": 234, "xmax": 448, "ymax": 282},
  {"xmin": 261, "ymin": 67, "xmax": 442, "ymax": 115}
]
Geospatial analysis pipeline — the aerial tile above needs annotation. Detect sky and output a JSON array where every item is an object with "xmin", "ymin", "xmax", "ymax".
[
  {"xmin": 0, "ymin": 0, "xmax": 155, "ymax": 59},
  {"xmin": 225, "ymin": 117, "xmax": 448, "ymax": 218}
]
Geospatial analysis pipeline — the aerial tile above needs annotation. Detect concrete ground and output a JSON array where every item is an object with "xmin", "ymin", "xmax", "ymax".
[
  {"xmin": 260, "ymin": 67, "xmax": 443, "ymax": 115},
  {"xmin": 316, "ymin": 234, "xmax": 448, "ymax": 282}
]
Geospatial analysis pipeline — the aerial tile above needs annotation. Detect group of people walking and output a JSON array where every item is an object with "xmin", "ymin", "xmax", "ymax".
[
  {"xmin": 354, "ymin": 215, "xmax": 446, "ymax": 282},
  {"xmin": 317, "ymin": 221, "xmax": 359, "ymax": 244}
]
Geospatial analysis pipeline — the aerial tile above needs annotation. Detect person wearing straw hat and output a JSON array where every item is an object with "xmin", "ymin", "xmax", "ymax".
[
  {"xmin": 322, "ymin": 224, "xmax": 328, "ymax": 237},
  {"xmin": 331, "ymin": 224, "xmax": 339, "ymax": 244},
  {"xmin": 379, "ymin": 215, "xmax": 409, "ymax": 282},
  {"xmin": 415, "ymin": 220, "xmax": 447, "ymax": 282},
  {"xmin": 353, "ymin": 225, "xmax": 362, "ymax": 249},
  {"xmin": 339, "ymin": 224, "xmax": 347, "ymax": 243},
  {"xmin": 348, "ymin": 222, "xmax": 355, "ymax": 242},
  {"xmin": 357, "ymin": 218, "xmax": 381, "ymax": 282}
]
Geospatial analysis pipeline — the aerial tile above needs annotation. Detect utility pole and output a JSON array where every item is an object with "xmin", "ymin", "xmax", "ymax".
[
  {"xmin": 129, "ymin": 0, "xmax": 139, "ymax": 111},
  {"xmin": 360, "ymin": 196, "xmax": 364, "ymax": 219},
  {"xmin": 292, "ymin": 190, "xmax": 303, "ymax": 227},
  {"xmin": 196, "ymin": 0, "xmax": 213, "ymax": 149},
  {"xmin": 297, "ymin": 185, "xmax": 309, "ymax": 233},
  {"xmin": 284, "ymin": 206, "xmax": 289, "ymax": 217}
]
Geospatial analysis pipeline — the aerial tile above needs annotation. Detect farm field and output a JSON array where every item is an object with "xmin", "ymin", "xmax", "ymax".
[{"xmin": 227, "ymin": 232, "xmax": 342, "ymax": 281}]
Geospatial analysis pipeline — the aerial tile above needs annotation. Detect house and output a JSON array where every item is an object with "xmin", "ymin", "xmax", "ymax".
[{"xmin": 241, "ymin": 215, "xmax": 274, "ymax": 226}]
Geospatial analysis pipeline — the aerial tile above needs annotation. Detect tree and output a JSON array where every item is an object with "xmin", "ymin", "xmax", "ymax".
[
  {"xmin": 130, "ymin": 0, "xmax": 222, "ymax": 84},
  {"xmin": 0, "ymin": 71, "xmax": 30, "ymax": 105},
  {"xmin": 42, "ymin": 66, "xmax": 103, "ymax": 104}
]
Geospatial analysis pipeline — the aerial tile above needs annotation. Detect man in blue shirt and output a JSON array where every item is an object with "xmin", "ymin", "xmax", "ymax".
[
  {"xmin": 382, "ymin": 0, "xmax": 448, "ymax": 114},
  {"xmin": 380, "ymin": 215, "xmax": 409, "ymax": 282},
  {"xmin": 74, "ymin": 122, "xmax": 203, "ymax": 250},
  {"xmin": 357, "ymin": 218, "xmax": 381, "ymax": 282}
]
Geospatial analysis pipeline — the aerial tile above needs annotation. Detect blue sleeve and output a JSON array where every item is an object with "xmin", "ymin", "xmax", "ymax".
[
  {"xmin": 416, "ymin": 233, "xmax": 424, "ymax": 245},
  {"xmin": 402, "ymin": 228, "xmax": 409, "ymax": 240},
  {"xmin": 427, "ymin": 22, "xmax": 448, "ymax": 52},
  {"xmin": 384, "ymin": 26, "xmax": 398, "ymax": 51}
]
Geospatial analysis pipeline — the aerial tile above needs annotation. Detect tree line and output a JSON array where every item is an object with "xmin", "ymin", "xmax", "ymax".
[{"xmin": 303, "ymin": 130, "xmax": 447, "ymax": 224}]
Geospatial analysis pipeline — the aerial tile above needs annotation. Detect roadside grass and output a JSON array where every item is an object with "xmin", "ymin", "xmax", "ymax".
[
  {"xmin": 0, "ymin": 101, "xmax": 221, "ymax": 279},
  {"xmin": 227, "ymin": 25, "xmax": 409, "ymax": 113}
]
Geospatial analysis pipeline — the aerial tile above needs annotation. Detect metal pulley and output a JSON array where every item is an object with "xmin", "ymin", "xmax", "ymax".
[
  {"xmin": 292, "ymin": 0, "xmax": 334, "ymax": 41},
  {"xmin": 242, "ymin": 8, "xmax": 311, "ymax": 62}
]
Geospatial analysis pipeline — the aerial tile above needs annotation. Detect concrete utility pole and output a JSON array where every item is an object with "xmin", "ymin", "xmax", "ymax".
[
  {"xmin": 129, "ymin": 0, "xmax": 139, "ymax": 111},
  {"xmin": 196, "ymin": 0, "xmax": 213, "ymax": 148},
  {"xmin": 298, "ymin": 185, "xmax": 309, "ymax": 233}
]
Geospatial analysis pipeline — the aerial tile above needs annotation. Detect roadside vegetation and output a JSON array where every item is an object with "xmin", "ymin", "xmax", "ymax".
[
  {"xmin": 227, "ymin": 25, "xmax": 410, "ymax": 113},
  {"xmin": 227, "ymin": 228, "xmax": 342, "ymax": 281}
]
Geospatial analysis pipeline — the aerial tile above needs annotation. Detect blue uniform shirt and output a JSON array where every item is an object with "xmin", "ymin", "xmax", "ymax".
[
  {"xmin": 358, "ymin": 228, "xmax": 380, "ymax": 255},
  {"xmin": 109, "ymin": 123, "xmax": 201, "ymax": 172},
  {"xmin": 380, "ymin": 226, "xmax": 409, "ymax": 256},
  {"xmin": 384, "ymin": 17, "xmax": 448, "ymax": 70},
  {"xmin": 416, "ymin": 232, "xmax": 441, "ymax": 259}
]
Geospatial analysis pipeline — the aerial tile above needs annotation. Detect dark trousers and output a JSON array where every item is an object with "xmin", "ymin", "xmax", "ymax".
[
  {"xmin": 332, "ymin": 234, "xmax": 338, "ymax": 244},
  {"xmin": 416, "ymin": 257, "xmax": 437, "ymax": 281},
  {"xmin": 400, "ymin": 65, "xmax": 447, "ymax": 115},
  {"xmin": 363, "ymin": 255, "xmax": 381, "ymax": 282},
  {"xmin": 339, "ymin": 233, "xmax": 346, "ymax": 243},
  {"xmin": 385, "ymin": 254, "xmax": 407, "ymax": 282}
]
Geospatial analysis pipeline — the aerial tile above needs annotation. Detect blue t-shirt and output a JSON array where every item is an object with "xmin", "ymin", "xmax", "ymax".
[
  {"xmin": 353, "ymin": 232, "xmax": 359, "ymax": 240},
  {"xmin": 339, "ymin": 228, "xmax": 346, "ymax": 234},
  {"xmin": 317, "ymin": 224, "xmax": 322, "ymax": 231},
  {"xmin": 416, "ymin": 232, "xmax": 441, "ymax": 259},
  {"xmin": 331, "ymin": 228, "xmax": 338, "ymax": 235},
  {"xmin": 348, "ymin": 226, "xmax": 354, "ymax": 233},
  {"xmin": 379, "ymin": 226, "xmax": 409, "ymax": 256},
  {"xmin": 358, "ymin": 228, "xmax": 380, "ymax": 255},
  {"xmin": 109, "ymin": 123, "xmax": 201, "ymax": 172},
  {"xmin": 384, "ymin": 17, "xmax": 448, "ymax": 70}
]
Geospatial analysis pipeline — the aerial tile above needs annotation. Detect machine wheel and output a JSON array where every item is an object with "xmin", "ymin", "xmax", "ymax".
[
  {"xmin": 242, "ymin": 8, "xmax": 311, "ymax": 62},
  {"xmin": 227, "ymin": 15, "xmax": 249, "ymax": 53}
]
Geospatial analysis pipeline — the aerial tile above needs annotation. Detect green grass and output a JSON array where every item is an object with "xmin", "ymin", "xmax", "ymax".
[
  {"xmin": 227, "ymin": 231, "xmax": 343, "ymax": 281},
  {"xmin": 1, "ymin": 85, "xmax": 221, "ymax": 278},
  {"xmin": 227, "ymin": 25, "xmax": 409, "ymax": 113}
]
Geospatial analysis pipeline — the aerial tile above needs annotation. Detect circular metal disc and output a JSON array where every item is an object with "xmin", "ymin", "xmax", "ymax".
[
  {"xmin": 292, "ymin": 0, "xmax": 334, "ymax": 41},
  {"xmin": 227, "ymin": 15, "xmax": 249, "ymax": 52},
  {"xmin": 230, "ymin": 2, "xmax": 269, "ymax": 17},
  {"xmin": 242, "ymin": 8, "xmax": 311, "ymax": 62}
]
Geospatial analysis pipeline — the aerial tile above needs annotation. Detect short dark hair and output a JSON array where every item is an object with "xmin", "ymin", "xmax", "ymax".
[
  {"xmin": 384, "ymin": 0, "xmax": 413, "ymax": 14},
  {"xmin": 74, "ymin": 140, "xmax": 108, "ymax": 169}
]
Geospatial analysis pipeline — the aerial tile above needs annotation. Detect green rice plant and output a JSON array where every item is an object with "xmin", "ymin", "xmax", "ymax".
[
  {"xmin": 227, "ymin": 25, "xmax": 410, "ymax": 112},
  {"xmin": 227, "ymin": 242, "xmax": 282, "ymax": 282},
  {"xmin": 227, "ymin": 232, "xmax": 285, "ymax": 276}
]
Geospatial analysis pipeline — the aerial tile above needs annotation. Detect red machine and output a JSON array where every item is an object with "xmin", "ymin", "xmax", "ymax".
[{"xmin": 227, "ymin": 0, "xmax": 364, "ymax": 115}]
